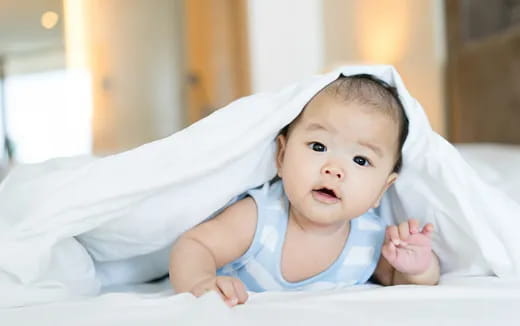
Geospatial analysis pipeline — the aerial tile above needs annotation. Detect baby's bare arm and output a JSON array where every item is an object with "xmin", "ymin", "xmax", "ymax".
[
  {"xmin": 169, "ymin": 197, "xmax": 257, "ymax": 293},
  {"xmin": 169, "ymin": 236, "xmax": 218, "ymax": 293}
]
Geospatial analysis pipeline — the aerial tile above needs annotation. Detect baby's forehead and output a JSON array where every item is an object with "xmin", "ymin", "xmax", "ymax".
[
  {"xmin": 300, "ymin": 114, "xmax": 396, "ymax": 139},
  {"xmin": 301, "ymin": 97, "xmax": 399, "ymax": 129},
  {"xmin": 295, "ymin": 105, "xmax": 400, "ymax": 152}
]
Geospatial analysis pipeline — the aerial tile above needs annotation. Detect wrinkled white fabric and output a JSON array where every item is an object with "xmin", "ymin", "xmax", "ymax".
[
  {"xmin": 1, "ymin": 65, "xmax": 519, "ymax": 307},
  {"xmin": 3, "ymin": 277, "xmax": 520, "ymax": 325},
  {"xmin": 456, "ymin": 143, "xmax": 520, "ymax": 205}
]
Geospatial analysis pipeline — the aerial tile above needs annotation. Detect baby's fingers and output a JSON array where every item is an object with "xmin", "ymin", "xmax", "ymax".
[
  {"xmin": 381, "ymin": 240, "xmax": 397, "ymax": 262},
  {"xmin": 398, "ymin": 221, "xmax": 411, "ymax": 242},
  {"xmin": 385, "ymin": 225, "xmax": 401, "ymax": 246},
  {"xmin": 216, "ymin": 278, "xmax": 239, "ymax": 307},
  {"xmin": 420, "ymin": 223, "xmax": 435, "ymax": 238},
  {"xmin": 231, "ymin": 278, "xmax": 249, "ymax": 304},
  {"xmin": 408, "ymin": 219, "xmax": 420, "ymax": 234}
]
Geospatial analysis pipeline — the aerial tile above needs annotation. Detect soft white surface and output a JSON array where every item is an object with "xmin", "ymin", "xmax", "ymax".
[
  {"xmin": 456, "ymin": 143, "xmax": 520, "ymax": 204},
  {"xmin": 2, "ymin": 277, "xmax": 520, "ymax": 325},
  {"xmin": 2, "ymin": 65, "xmax": 520, "ymax": 308}
]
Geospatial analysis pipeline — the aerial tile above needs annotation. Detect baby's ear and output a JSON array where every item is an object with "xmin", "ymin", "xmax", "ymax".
[
  {"xmin": 373, "ymin": 173, "xmax": 398, "ymax": 208},
  {"xmin": 386, "ymin": 172, "xmax": 398, "ymax": 187},
  {"xmin": 276, "ymin": 135, "xmax": 287, "ymax": 177}
]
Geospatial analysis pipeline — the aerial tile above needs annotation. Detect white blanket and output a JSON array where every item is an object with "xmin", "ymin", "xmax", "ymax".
[{"xmin": 1, "ymin": 65, "xmax": 519, "ymax": 307}]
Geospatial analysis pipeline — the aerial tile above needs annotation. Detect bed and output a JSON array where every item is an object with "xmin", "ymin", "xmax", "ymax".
[
  {"xmin": 1, "ymin": 61, "xmax": 519, "ymax": 324},
  {"xmin": 2, "ymin": 273, "xmax": 520, "ymax": 325},
  {"xmin": 2, "ymin": 142, "xmax": 520, "ymax": 325}
]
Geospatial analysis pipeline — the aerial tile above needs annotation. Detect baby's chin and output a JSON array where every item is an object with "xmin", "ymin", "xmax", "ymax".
[
  {"xmin": 309, "ymin": 205, "xmax": 368, "ymax": 225},
  {"xmin": 300, "ymin": 208, "xmax": 351, "ymax": 228}
]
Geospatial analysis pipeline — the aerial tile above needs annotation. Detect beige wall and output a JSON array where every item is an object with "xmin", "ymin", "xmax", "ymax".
[
  {"xmin": 247, "ymin": 0, "xmax": 324, "ymax": 93},
  {"xmin": 76, "ymin": 0, "xmax": 446, "ymax": 156},
  {"xmin": 87, "ymin": 0, "xmax": 184, "ymax": 155},
  {"xmin": 323, "ymin": 0, "xmax": 447, "ymax": 136}
]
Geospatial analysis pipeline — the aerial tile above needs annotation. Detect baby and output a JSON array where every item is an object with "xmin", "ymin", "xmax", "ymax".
[{"xmin": 169, "ymin": 74, "xmax": 440, "ymax": 306}]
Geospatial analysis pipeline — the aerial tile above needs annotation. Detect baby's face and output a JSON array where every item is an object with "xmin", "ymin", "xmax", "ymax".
[{"xmin": 276, "ymin": 91, "xmax": 400, "ymax": 226}]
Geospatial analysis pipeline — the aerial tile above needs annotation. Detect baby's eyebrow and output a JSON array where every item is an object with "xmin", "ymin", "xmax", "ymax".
[
  {"xmin": 305, "ymin": 122, "xmax": 335, "ymax": 133},
  {"xmin": 306, "ymin": 122, "xmax": 383, "ymax": 157},
  {"xmin": 358, "ymin": 141, "xmax": 383, "ymax": 158}
]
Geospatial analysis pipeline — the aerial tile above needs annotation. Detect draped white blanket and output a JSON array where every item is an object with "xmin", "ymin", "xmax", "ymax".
[{"xmin": 1, "ymin": 65, "xmax": 519, "ymax": 307}]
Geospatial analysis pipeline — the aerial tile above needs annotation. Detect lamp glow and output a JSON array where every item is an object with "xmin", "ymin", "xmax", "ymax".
[
  {"xmin": 41, "ymin": 11, "xmax": 59, "ymax": 29},
  {"xmin": 355, "ymin": 0, "xmax": 411, "ymax": 64}
]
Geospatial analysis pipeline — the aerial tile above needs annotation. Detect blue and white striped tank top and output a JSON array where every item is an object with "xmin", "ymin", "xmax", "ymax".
[{"xmin": 216, "ymin": 180, "xmax": 386, "ymax": 292}]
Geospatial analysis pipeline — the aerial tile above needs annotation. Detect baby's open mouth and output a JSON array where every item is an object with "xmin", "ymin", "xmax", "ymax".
[{"xmin": 314, "ymin": 187, "xmax": 339, "ymax": 199}]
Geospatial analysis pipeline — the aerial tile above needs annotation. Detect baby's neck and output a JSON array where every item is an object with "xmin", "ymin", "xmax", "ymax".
[{"xmin": 288, "ymin": 208, "xmax": 349, "ymax": 237}]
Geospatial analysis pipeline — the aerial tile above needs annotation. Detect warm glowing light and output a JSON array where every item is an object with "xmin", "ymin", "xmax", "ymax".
[
  {"xmin": 63, "ymin": 0, "xmax": 90, "ymax": 68},
  {"xmin": 355, "ymin": 0, "xmax": 411, "ymax": 64},
  {"xmin": 62, "ymin": 0, "xmax": 93, "ymax": 153},
  {"xmin": 41, "ymin": 11, "xmax": 59, "ymax": 29}
]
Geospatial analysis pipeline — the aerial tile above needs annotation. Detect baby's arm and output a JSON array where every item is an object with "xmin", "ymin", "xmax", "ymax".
[
  {"xmin": 169, "ymin": 197, "xmax": 257, "ymax": 305},
  {"xmin": 373, "ymin": 219, "xmax": 440, "ymax": 286}
]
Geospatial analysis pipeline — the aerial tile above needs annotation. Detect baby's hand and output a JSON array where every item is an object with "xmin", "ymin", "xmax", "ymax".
[
  {"xmin": 382, "ymin": 219, "xmax": 434, "ymax": 275},
  {"xmin": 190, "ymin": 276, "xmax": 248, "ymax": 307}
]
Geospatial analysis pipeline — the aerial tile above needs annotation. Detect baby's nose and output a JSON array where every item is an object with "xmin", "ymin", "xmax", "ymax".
[{"xmin": 322, "ymin": 166, "xmax": 344, "ymax": 180}]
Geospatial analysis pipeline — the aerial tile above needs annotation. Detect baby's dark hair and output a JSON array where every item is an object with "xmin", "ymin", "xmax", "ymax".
[{"xmin": 280, "ymin": 74, "xmax": 409, "ymax": 173}]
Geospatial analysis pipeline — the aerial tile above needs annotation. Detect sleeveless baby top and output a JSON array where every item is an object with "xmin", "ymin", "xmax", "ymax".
[{"xmin": 216, "ymin": 180, "xmax": 386, "ymax": 292}]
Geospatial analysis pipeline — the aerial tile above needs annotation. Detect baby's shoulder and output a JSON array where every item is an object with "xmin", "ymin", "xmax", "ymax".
[
  {"xmin": 183, "ymin": 196, "xmax": 259, "ymax": 269},
  {"xmin": 248, "ymin": 180, "xmax": 290, "ymax": 222},
  {"xmin": 219, "ymin": 196, "xmax": 258, "ymax": 223},
  {"xmin": 196, "ymin": 195, "xmax": 258, "ymax": 235}
]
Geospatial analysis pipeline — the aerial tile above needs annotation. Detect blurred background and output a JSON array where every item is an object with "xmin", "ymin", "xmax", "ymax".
[{"xmin": 0, "ymin": 0, "xmax": 518, "ymax": 170}]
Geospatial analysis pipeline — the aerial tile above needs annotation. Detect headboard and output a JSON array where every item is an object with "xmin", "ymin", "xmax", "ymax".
[{"xmin": 445, "ymin": 0, "xmax": 520, "ymax": 144}]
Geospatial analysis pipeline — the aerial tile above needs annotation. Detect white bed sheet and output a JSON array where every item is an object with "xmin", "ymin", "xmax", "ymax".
[{"xmin": 2, "ymin": 277, "xmax": 520, "ymax": 326}]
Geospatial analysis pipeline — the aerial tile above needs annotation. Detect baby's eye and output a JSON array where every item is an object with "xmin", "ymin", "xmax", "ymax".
[
  {"xmin": 308, "ymin": 142, "xmax": 327, "ymax": 152},
  {"xmin": 353, "ymin": 156, "xmax": 370, "ymax": 167}
]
